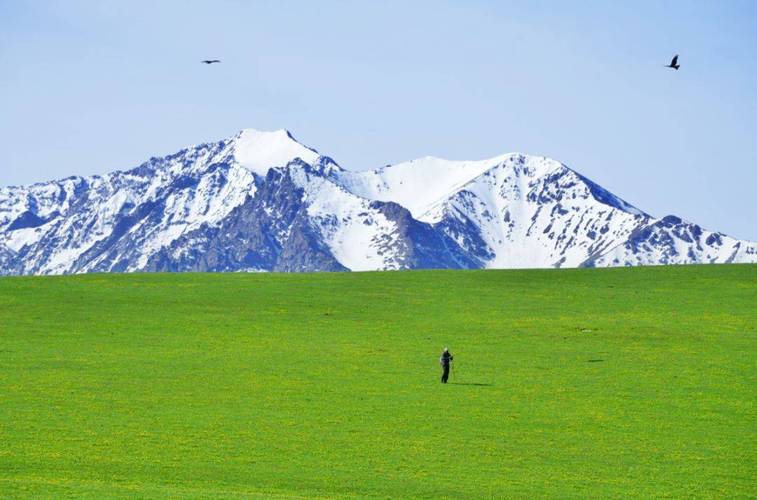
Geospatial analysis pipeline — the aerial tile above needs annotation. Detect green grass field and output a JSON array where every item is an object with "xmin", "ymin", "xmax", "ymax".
[{"xmin": 1, "ymin": 265, "xmax": 755, "ymax": 498}]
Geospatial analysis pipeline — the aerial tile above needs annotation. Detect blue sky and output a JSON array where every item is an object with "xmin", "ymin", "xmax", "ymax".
[{"xmin": 1, "ymin": 0, "xmax": 756, "ymax": 240}]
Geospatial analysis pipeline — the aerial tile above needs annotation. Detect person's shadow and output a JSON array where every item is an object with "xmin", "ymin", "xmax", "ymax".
[{"xmin": 448, "ymin": 382, "xmax": 493, "ymax": 387}]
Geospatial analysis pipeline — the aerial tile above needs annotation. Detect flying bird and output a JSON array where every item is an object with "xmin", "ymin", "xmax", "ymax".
[
  {"xmin": 665, "ymin": 55, "xmax": 680, "ymax": 70},
  {"xmin": 201, "ymin": 60, "xmax": 221, "ymax": 65}
]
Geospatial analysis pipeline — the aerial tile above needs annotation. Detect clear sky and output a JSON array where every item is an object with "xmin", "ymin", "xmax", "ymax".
[{"xmin": 1, "ymin": 0, "xmax": 756, "ymax": 240}]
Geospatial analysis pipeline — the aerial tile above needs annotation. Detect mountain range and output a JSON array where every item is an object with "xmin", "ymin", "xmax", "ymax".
[{"xmin": 1, "ymin": 129, "xmax": 755, "ymax": 275}]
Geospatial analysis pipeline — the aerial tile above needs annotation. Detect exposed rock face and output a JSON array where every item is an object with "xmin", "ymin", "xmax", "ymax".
[{"xmin": 146, "ymin": 165, "xmax": 347, "ymax": 272}]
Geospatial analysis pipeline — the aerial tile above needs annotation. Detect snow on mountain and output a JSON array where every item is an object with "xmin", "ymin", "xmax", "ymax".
[
  {"xmin": 420, "ymin": 156, "xmax": 651, "ymax": 268},
  {"xmin": 335, "ymin": 153, "xmax": 652, "ymax": 268},
  {"xmin": 0, "ymin": 128, "xmax": 754, "ymax": 275},
  {"xmin": 334, "ymin": 155, "xmax": 509, "ymax": 220},
  {"xmin": 587, "ymin": 215, "xmax": 757, "ymax": 267},
  {"xmin": 0, "ymin": 241, "xmax": 14, "ymax": 270},
  {"xmin": 1, "ymin": 141, "xmax": 251, "ymax": 274},
  {"xmin": 232, "ymin": 129, "xmax": 320, "ymax": 176},
  {"xmin": 143, "ymin": 157, "xmax": 475, "ymax": 273}
]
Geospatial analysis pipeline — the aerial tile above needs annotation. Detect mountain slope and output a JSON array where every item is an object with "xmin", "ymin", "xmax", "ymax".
[
  {"xmin": 587, "ymin": 215, "xmax": 757, "ymax": 267},
  {"xmin": 1, "ymin": 129, "xmax": 754, "ymax": 274},
  {"xmin": 340, "ymin": 154, "xmax": 651, "ymax": 268}
]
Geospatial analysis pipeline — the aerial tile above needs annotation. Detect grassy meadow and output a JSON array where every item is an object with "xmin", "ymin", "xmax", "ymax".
[{"xmin": 0, "ymin": 265, "xmax": 755, "ymax": 497}]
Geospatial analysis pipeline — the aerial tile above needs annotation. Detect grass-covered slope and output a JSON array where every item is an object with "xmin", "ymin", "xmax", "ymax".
[{"xmin": 1, "ymin": 265, "xmax": 755, "ymax": 497}]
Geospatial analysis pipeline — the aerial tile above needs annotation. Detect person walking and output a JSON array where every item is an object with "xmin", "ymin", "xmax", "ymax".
[{"xmin": 439, "ymin": 347, "xmax": 454, "ymax": 384}]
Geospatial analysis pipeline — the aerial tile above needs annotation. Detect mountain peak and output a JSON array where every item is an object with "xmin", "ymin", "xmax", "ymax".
[
  {"xmin": 237, "ymin": 127, "xmax": 293, "ymax": 140},
  {"xmin": 231, "ymin": 128, "xmax": 320, "ymax": 175}
]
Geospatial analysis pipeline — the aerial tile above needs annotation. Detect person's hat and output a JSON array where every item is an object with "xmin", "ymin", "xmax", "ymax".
[{"xmin": 443, "ymin": 347, "xmax": 448, "ymax": 351}]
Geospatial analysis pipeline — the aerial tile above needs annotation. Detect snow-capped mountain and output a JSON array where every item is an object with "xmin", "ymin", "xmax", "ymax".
[{"xmin": 1, "ymin": 129, "xmax": 755, "ymax": 275}]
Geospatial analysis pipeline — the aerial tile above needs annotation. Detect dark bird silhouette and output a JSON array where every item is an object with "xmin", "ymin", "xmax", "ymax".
[
  {"xmin": 201, "ymin": 60, "xmax": 221, "ymax": 65},
  {"xmin": 665, "ymin": 55, "xmax": 680, "ymax": 70}
]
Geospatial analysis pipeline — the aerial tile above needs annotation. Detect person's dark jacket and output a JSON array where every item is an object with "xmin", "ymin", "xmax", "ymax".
[{"xmin": 440, "ymin": 351, "xmax": 453, "ymax": 367}]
